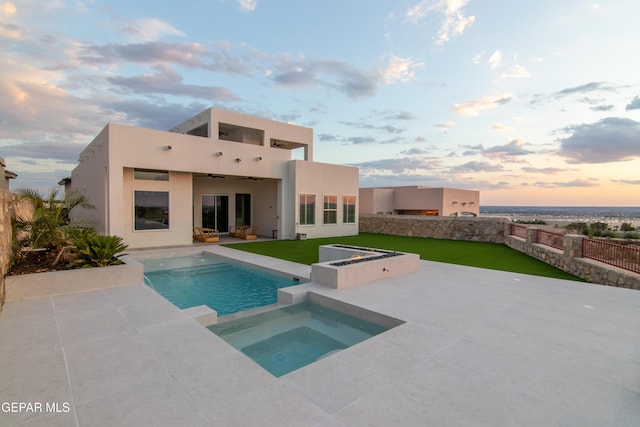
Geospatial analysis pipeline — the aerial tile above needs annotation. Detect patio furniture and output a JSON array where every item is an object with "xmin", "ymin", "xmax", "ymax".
[
  {"xmin": 193, "ymin": 227, "xmax": 220, "ymax": 243},
  {"xmin": 229, "ymin": 225, "xmax": 249, "ymax": 238},
  {"xmin": 239, "ymin": 226, "xmax": 258, "ymax": 240}
]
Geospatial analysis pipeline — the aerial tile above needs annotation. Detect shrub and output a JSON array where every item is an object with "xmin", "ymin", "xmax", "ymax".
[{"xmin": 73, "ymin": 234, "xmax": 128, "ymax": 268}]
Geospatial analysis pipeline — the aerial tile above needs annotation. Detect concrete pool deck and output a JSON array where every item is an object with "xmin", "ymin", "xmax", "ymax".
[{"xmin": 1, "ymin": 245, "xmax": 639, "ymax": 426}]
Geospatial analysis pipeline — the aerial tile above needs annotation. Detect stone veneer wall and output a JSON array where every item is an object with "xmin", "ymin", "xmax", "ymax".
[
  {"xmin": 359, "ymin": 214, "xmax": 639, "ymax": 290},
  {"xmin": 0, "ymin": 190, "xmax": 31, "ymax": 311},
  {"xmin": 504, "ymin": 225, "xmax": 640, "ymax": 290},
  {"xmin": 359, "ymin": 214, "xmax": 508, "ymax": 243},
  {"xmin": 1, "ymin": 190, "xmax": 16, "ymax": 311}
]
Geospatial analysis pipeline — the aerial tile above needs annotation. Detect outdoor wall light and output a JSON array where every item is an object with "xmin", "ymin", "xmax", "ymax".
[
  {"xmin": 255, "ymin": 156, "xmax": 263, "ymax": 161},
  {"xmin": 452, "ymin": 201, "xmax": 458, "ymax": 204},
  {"xmin": 164, "ymin": 145, "xmax": 172, "ymax": 150},
  {"xmin": 234, "ymin": 158, "xmax": 242, "ymax": 163},
  {"xmin": 214, "ymin": 151, "xmax": 223, "ymax": 156}
]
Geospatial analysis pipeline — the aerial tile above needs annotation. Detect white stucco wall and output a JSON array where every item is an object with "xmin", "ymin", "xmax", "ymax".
[
  {"xmin": 290, "ymin": 160, "xmax": 359, "ymax": 239},
  {"xmin": 121, "ymin": 169, "xmax": 193, "ymax": 248},
  {"xmin": 70, "ymin": 126, "xmax": 110, "ymax": 232}
]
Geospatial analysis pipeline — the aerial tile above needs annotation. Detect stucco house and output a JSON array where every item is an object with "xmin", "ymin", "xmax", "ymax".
[
  {"xmin": 0, "ymin": 157, "xmax": 17, "ymax": 190},
  {"xmin": 360, "ymin": 186, "xmax": 480, "ymax": 217},
  {"xmin": 69, "ymin": 108, "xmax": 359, "ymax": 248}
]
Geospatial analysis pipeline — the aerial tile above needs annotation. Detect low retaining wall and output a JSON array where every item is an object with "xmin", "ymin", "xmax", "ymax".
[
  {"xmin": 359, "ymin": 214, "xmax": 508, "ymax": 243},
  {"xmin": 311, "ymin": 244, "xmax": 420, "ymax": 289},
  {"xmin": 4, "ymin": 255, "xmax": 144, "ymax": 301},
  {"xmin": 505, "ymin": 226, "xmax": 640, "ymax": 290}
]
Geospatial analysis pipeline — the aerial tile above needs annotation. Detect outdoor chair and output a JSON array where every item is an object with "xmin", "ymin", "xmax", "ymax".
[
  {"xmin": 239, "ymin": 226, "xmax": 258, "ymax": 240},
  {"xmin": 229, "ymin": 225, "xmax": 249, "ymax": 238},
  {"xmin": 193, "ymin": 227, "xmax": 220, "ymax": 243}
]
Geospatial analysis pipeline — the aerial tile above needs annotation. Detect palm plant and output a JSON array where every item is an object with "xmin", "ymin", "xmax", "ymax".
[
  {"xmin": 13, "ymin": 188, "xmax": 95, "ymax": 266},
  {"xmin": 73, "ymin": 234, "xmax": 128, "ymax": 267}
]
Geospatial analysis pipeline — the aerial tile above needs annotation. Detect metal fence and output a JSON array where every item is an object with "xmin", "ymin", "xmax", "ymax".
[
  {"xmin": 510, "ymin": 224, "xmax": 527, "ymax": 239},
  {"xmin": 582, "ymin": 238, "xmax": 640, "ymax": 274},
  {"xmin": 536, "ymin": 229, "xmax": 565, "ymax": 250}
]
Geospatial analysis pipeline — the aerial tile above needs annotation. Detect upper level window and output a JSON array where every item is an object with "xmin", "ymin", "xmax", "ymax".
[
  {"xmin": 343, "ymin": 195, "xmax": 356, "ymax": 223},
  {"xmin": 134, "ymin": 168, "xmax": 169, "ymax": 181},
  {"xmin": 323, "ymin": 195, "xmax": 337, "ymax": 224},
  {"xmin": 300, "ymin": 194, "xmax": 315, "ymax": 225}
]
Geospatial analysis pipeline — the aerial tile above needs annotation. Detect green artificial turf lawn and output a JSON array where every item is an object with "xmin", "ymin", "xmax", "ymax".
[{"xmin": 223, "ymin": 233, "xmax": 583, "ymax": 281}]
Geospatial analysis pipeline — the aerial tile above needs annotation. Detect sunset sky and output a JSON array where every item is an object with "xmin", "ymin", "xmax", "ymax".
[{"xmin": 1, "ymin": 0, "xmax": 639, "ymax": 205}]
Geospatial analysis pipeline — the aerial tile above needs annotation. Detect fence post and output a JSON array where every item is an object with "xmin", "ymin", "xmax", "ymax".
[
  {"xmin": 527, "ymin": 227, "xmax": 538, "ymax": 244},
  {"xmin": 564, "ymin": 234, "xmax": 583, "ymax": 258}
]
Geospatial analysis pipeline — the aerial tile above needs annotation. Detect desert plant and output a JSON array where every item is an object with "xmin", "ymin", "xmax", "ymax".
[
  {"xmin": 73, "ymin": 234, "xmax": 128, "ymax": 267},
  {"xmin": 13, "ymin": 188, "xmax": 95, "ymax": 266}
]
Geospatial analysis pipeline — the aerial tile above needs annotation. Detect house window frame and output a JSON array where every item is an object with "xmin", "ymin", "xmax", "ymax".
[
  {"xmin": 323, "ymin": 194, "xmax": 337, "ymax": 225},
  {"xmin": 299, "ymin": 193, "xmax": 315, "ymax": 226},
  {"xmin": 343, "ymin": 195, "xmax": 356, "ymax": 224},
  {"xmin": 133, "ymin": 168, "xmax": 169, "ymax": 182},
  {"xmin": 134, "ymin": 190, "xmax": 170, "ymax": 231}
]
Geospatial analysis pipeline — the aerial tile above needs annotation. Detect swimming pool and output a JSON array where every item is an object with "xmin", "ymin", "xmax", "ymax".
[
  {"xmin": 141, "ymin": 252, "xmax": 305, "ymax": 316},
  {"xmin": 208, "ymin": 299, "xmax": 403, "ymax": 377}
]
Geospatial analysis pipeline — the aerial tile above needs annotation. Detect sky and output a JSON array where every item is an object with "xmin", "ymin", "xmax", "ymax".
[{"xmin": 1, "ymin": 0, "xmax": 639, "ymax": 206}]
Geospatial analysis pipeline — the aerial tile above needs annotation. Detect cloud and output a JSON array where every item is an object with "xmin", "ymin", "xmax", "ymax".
[
  {"xmin": 382, "ymin": 56, "xmax": 423, "ymax": 84},
  {"xmin": 434, "ymin": 122, "xmax": 456, "ymax": 130},
  {"xmin": 488, "ymin": 50, "xmax": 502, "ymax": 69},
  {"xmin": 238, "ymin": 0, "xmax": 257, "ymax": 12},
  {"xmin": 270, "ymin": 57, "xmax": 379, "ymax": 98},
  {"xmin": 626, "ymin": 95, "xmax": 640, "ymax": 111},
  {"xmin": 1, "ymin": 142, "xmax": 83, "ymax": 163},
  {"xmin": 106, "ymin": 65, "xmax": 239, "ymax": 101},
  {"xmin": 121, "ymin": 18, "xmax": 186, "ymax": 42},
  {"xmin": 483, "ymin": 138, "xmax": 533, "ymax": 159},
  {"xmin": 526, "ymin": 179, "xmax": 598, "ymax": 188},
  {"xmin": 100, "ymin": 99, "xmax": 208, "ymax": 130},
  {"xmin": 557, "ymin": 117, "xmax": 640, "ymax": 163},
  {"xmin": 591, "ymin": 104, "xmax": 614, "ymax": 112},
  {"xmin": 401, "ymin": 147, "xmax": 432, "ymax": 155},
  {"xmin": 453, "ymin": 93, "xmax": 513, "ymax": 116},
  {"xmin": 491, "ymin": 123, "xmax": 512, "ymax": 131},
  {"xmin": 521, "ymin": 166, "xmax": 567, "ymax": 174},
  {"xmin": 554, "ymin": 81, "xmax": 614, "ymax": 98},
  {"xmin": 406, "ymin": 0, "xmax": 475, "ymax": 45},
  {"xmin": 340, "ymin": 120, "xmax": 405, "ymax": 134},
  {"xmin": 353, "ymin": 156, "xmax": 442, "ymax": 175},
  {"xmin": 497, "ymin": 64, "xmax": 530, "ymax": 81},
  {"xmin": 347, "ymin": 136, "xmax": 378, "ymax": 145},
  {"xmin": 381, "ymin": 110, "xmax": 418, "ymax": 120},
  {"xmin": 612, "ymin": 179, "xmax": 640, "ymax": 185},
  {"xmin": 449, "ymin": 161, "xmax": 505, "ymax": 173}
]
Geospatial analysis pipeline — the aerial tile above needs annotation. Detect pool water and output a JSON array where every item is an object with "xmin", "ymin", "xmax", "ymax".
[
  {"xmin": 141, "ymin": 253, "xmax": 304, "ymax": 316},
  {"xmin": 208, "ymin": 301, "xmax": 401, "ymax": 377}
]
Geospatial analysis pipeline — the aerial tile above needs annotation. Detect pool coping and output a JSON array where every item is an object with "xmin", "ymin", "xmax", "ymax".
[{"xmin": 2, "ymin": 244, "xmax": 639, "ymax": 426}]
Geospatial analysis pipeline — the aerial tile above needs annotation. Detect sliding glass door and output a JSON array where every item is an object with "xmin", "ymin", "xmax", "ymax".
[
  {"xmin": 202, "ymin": 195, "xmax": 229, "ymax": 232},
  {"xmin": 235, "ymin": 193, "xmax": 251, "ymax": 227}
]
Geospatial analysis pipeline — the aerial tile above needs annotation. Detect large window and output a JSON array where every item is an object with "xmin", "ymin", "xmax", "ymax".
[
  {"xmin": 134, "ymin": 191, "xmax": 169, "ymax": 230},
  {"xmin": 299, "ymin": 194, "xmax": 315, "ymax": 225},
  {"xmin": 343, "ymin": 195, "xmax": 356, "ymax": 223},
  {"xmin": 323, "ymin": 195, "xmax": 337, "ymax": 224},
  {"xmin": 134, "ymin": 168, "xmax": 169, "ymax": 181}
]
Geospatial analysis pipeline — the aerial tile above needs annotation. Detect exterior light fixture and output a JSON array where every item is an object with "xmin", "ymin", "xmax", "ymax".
[
  {"xmin": 214, "ymin": 152, "xmax": 223, "ymax": 156},
  {"xmin": 256, "ymin": 156, "xmax": 263, "ymax": 161},
  {"xmin": 164, "ymin": 145, "xmax": 172, "ymax": 150},
  {"xmin": 452, "ymin": 201, "xmax": 458, "ymax": 204},
  {"xmin": 234, "ymin": 158, "xmax": 242, "ymax": 163}
]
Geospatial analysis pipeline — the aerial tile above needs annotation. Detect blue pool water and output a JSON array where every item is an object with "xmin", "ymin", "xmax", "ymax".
[
  {"xmin": 141, "ymin": 253, "xmax": 304, "ymax": 316},
  {"xmin": 209, "ymin": 301, "xmax": 402, "ymax": 377}
]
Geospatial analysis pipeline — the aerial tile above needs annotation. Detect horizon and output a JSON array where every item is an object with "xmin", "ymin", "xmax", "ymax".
[{"xmin": 1, "ymin": 1, "xmax": 639, "ymax": 205}]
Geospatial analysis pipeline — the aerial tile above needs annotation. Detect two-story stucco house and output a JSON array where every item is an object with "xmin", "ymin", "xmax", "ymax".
[{"xmin": 69, "ymin": 108, "xmax": 359, "ymax": 248}]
